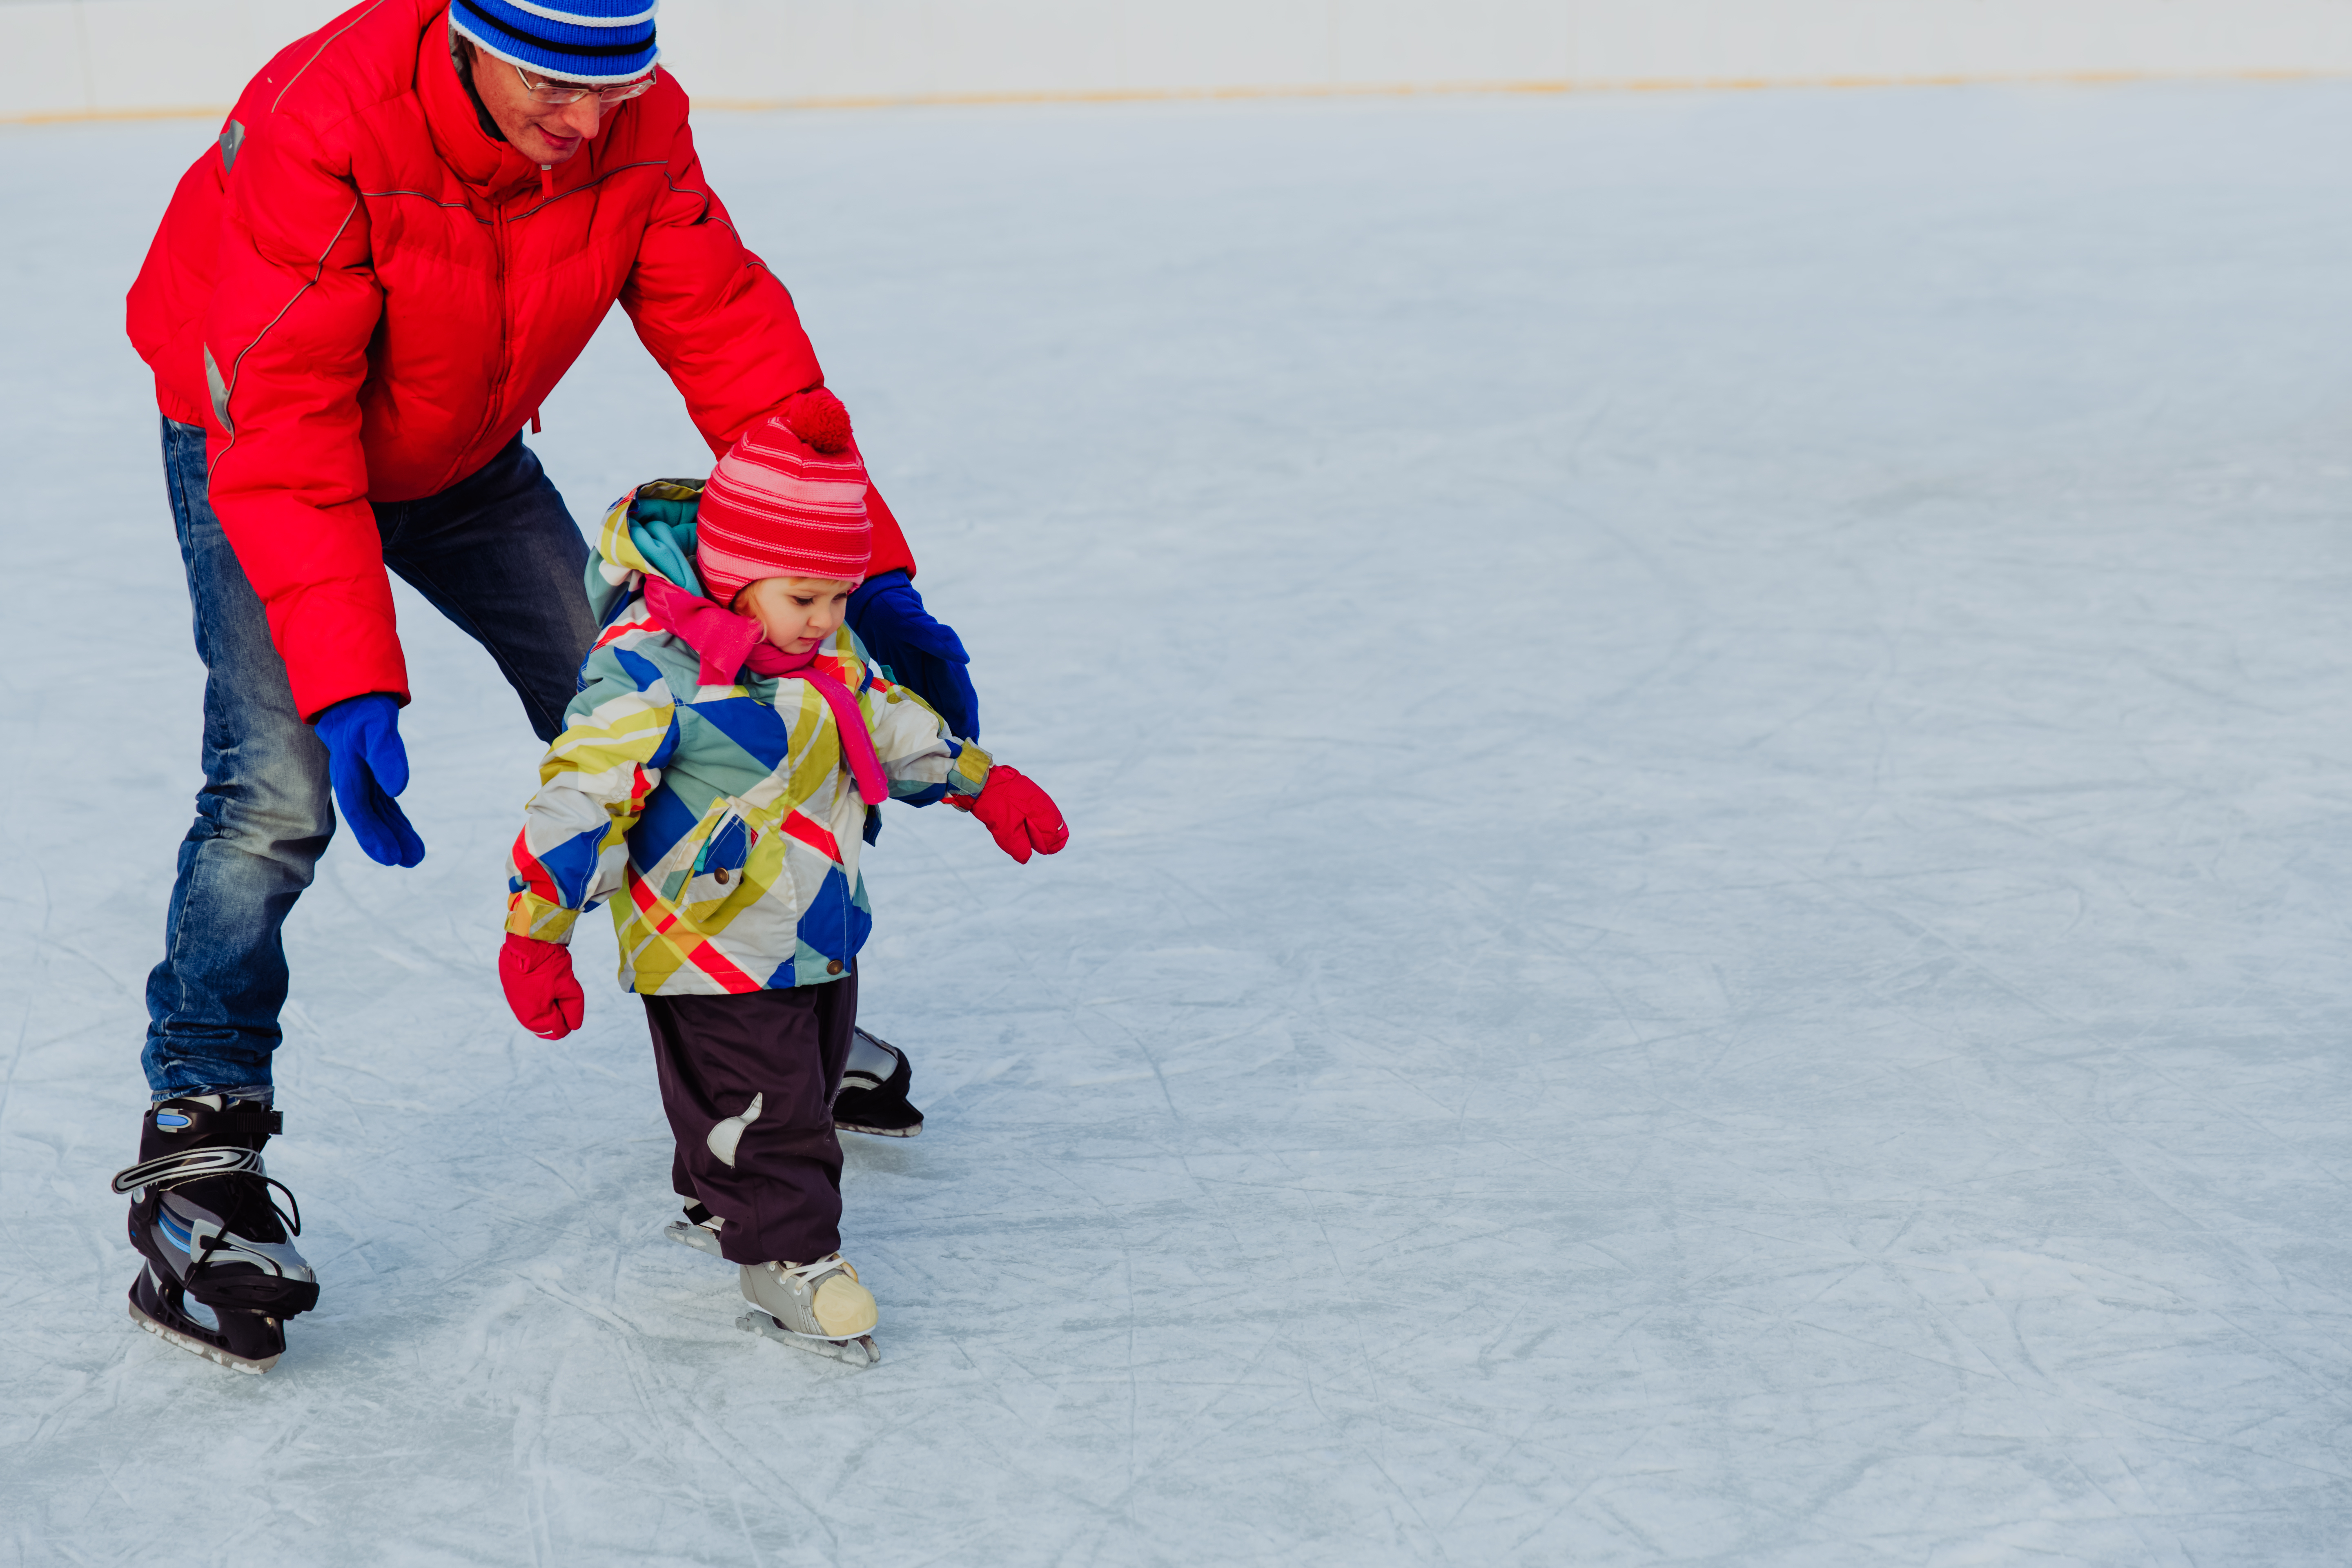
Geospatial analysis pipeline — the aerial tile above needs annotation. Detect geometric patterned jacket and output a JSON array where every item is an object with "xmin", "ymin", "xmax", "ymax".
[{"xmin": 505, "ymin": 481, "xmax": 993, "ymax": 996}]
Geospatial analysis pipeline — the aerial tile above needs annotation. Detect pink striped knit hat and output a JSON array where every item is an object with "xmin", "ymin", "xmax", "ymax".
[{"xmin": 695, "ymin": 409, "xmax": 872, "ymax": 606}]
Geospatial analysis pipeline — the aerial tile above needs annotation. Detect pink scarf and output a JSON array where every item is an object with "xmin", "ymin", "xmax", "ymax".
[{"xmin": 642, "ymin": 577, "xmax": 889, "ymax": 806}]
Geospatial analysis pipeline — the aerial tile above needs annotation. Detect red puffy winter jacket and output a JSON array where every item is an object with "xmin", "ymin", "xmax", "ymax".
[{"xmin": 126, "ymin": 0, "xmax": 916, "ymax": 720}]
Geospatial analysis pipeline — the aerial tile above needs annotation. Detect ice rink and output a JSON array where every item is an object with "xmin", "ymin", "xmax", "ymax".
[{"xmin": 7, "ymin": 78, "xmax": 2352, "ymax": 1566}]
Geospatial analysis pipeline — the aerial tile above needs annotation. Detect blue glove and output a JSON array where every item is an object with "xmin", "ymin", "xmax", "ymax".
[
  {"xmin": 846, "ymin": 570, "xmax": 980, "ymax": 739},
  {"xmin": 313, "ymin": 694, "xmax": 426, "ymax": 868}
]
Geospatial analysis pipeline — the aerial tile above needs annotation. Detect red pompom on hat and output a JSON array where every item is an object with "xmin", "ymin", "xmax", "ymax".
[
  {"xmin": 780, "ymin": 386, "xmax": 855, "ymax": 454},
  {"xmin": 695, "ymin": 396, "xmax": 872, "ymax": 606}
]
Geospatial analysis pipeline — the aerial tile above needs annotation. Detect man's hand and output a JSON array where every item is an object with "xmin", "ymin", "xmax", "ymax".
[
  {"xmin": 846, "ymin": 570, "xmax": 980, "ymax": 739},
  {"xmin": 500, "ymin": 933, "xmax": 585, "ymax": 1040},
  {"xmin": 952, "ymin": 766, "xmax": 1069, "ymax": 864},
  {"xmin": 313, "ymin": 694, "xmax": 426, "ymax": 867}
]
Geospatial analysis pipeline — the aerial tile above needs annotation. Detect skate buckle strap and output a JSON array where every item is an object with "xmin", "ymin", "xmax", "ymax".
[
  {"xmin": 150, "ymin": 1102, "xmax": 283, "ymax": 1140},
  {"xmin": 110, "ymin": 1147, "xmax": 305, "ymax": 1238},
  {"xmin": 111, "ymin": 1145, "xmax": 264, "ymax": 1194},
  {"xmin": 183, "ymin": 1213, "xmax": 306, "ymax": 1279},
  {"xmin": 207, "ymin": 1105, "xmax": 283, "ymax": 1139}
]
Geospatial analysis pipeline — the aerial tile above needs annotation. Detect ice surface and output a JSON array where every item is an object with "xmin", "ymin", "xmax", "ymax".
[{"xmin": 7, "ymin": 80, "xmax": 2352, "ymax": 1566}]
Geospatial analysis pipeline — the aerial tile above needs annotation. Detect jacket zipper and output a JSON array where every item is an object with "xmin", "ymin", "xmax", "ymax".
[
  {"xmin": 461, "ymin": 156, "xmax": 558, "ymax": 466},
  {"xmin": 477, "ymin": 171, "xmax": 555, "ymax": 455},
  {"xmin": 468, "ymin": 191, "xmax": 514, "ymax": 463}
]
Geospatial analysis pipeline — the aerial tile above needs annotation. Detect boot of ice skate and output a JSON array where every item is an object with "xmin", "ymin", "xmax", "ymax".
[
  {"xmin": 736, "ymin": 1254, "xmax": 880, "ymax": 1367},
  {"xmin": 113, "ymin": 1096, "xmax": 318, "ymax": 1374},
  {"xmin": 832, "ymin": 1028, "xmax": 923, "ymax": 1138},
  {"xmin": 664, "ymin": 1199, "xmax": 727, "ymax": 1257}
]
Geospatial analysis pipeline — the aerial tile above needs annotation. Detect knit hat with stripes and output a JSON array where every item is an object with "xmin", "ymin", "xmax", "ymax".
[
  {"xmin": 451, "ymin": 0, "xmax": 658, "ymax": 85},
  {"xmin": 695, "ymin": 411, "xmax": 873, "ymax": 606}
]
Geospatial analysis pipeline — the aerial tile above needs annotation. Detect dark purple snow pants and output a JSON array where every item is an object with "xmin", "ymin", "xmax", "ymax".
[{"xmin": 643, "ymin": 973, "xmax": 857, "ymax": 1266}]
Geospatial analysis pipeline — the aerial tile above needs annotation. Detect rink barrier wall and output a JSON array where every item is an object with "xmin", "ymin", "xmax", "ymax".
[{"xmin": 7, "ymin": 0, "xmax": 2352, "ymax": 122}]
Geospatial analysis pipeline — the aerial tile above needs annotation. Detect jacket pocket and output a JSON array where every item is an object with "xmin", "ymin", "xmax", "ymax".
[{"xmin": 674, "ymin": 803, "xmax": 755, "ymax": 915}]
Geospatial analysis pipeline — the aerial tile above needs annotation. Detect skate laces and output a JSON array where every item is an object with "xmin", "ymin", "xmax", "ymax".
[{"xmin": 111, "ymin": 1146, "xmax": 304, "ymax": 1238}]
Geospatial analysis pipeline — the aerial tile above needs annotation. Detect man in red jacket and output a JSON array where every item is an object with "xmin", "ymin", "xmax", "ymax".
[{"xmin": 115, "ymin": 0, "xmax": 973, "ymax": 1374}]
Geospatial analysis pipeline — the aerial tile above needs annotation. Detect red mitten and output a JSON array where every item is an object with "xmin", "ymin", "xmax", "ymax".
[
  {"xmin": 953, "ymin": 766, "xmax": 1069, "ymax": 864},
  {"xmin": 779, "ymin": 387, "xmax": 854, "ymax": 454},
  {"xmin": 500, "ymin": 933, "xmax": 585, "ymax": 1040}
]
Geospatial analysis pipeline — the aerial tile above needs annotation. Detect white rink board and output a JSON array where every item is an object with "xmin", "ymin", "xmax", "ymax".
[
  {"xmin": 9, "ymin": 0, "xmax": 2352, "ymax": 119},
  {"xmin": 7, "ymin": 80, "xmax": 2352, "ymax": 1564}
]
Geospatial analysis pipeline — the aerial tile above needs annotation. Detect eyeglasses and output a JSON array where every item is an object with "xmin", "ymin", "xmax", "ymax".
[{"xmin": 512, "ymin": 60, "xmax": 658, "ymax": 107}]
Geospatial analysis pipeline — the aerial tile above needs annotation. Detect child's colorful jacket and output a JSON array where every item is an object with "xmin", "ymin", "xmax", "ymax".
[{"xmin": 506, "ymin": 481, "xmax": 992, "ymax": 995}]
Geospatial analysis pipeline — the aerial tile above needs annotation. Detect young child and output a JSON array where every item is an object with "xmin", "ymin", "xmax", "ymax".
[{"xmin": 497, "ymin": 403, "xmax": 1067, "ymax": 1365}]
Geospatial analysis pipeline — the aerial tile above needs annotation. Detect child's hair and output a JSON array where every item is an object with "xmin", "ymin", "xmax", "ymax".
[{"xmin": 731, "ymin": 575, "xmax": 857, "ymax": 613}]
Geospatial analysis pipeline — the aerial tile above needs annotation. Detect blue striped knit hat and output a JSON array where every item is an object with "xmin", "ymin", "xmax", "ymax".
[{"xmin": 451, "ymin": 0, "xmax": 657, "ymax": 85}]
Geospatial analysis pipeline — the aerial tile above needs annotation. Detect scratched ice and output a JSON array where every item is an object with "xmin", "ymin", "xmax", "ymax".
[{"xmin": 6, "ymin": 79, "xmax": 2352, "ymax": 1566}]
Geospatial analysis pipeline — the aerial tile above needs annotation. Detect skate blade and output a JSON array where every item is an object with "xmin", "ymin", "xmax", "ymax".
[
  {"xmin": 833, "ymin": 1119, "xmax": 921, "ymax": 1139},
  {"xmin": 128, "ymin": 1301, "xmax": 276, "ymax": 1375},
  {"xmin": 662, "ymin": 1220, "xmax": 727, "ymax": 1258},
  {"xmin": 735, "ymin": 1311, "xmax": 881, "ymax": 1368}
]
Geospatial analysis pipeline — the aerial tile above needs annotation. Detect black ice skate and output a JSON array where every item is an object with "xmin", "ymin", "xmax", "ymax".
[
  {"xmin": 111, "ymin": 1096, "xmax": 318, "ymax": 1374},
  {"xmin": 831, "ymin": 1028, "xmax": 923, "ymax": 1138}
]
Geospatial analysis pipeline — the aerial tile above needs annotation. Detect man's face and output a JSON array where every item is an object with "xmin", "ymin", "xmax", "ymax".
[{"xmin": 468, "ymin": 51, "xmax": 616, "ymax": 165}]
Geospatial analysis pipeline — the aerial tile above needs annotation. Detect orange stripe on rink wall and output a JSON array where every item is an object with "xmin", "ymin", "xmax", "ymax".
[
  {"xmin": 1, "ymin": 104, "xmax": 256, "ymax": 125},
  {"xmin": 4, "ymin": 67, "xmax": 2345, "ymax": 126}
]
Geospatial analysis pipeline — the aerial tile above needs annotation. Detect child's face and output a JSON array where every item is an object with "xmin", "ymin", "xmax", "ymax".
[{"xmin": 735, "ymin": 576, "xmax": 855, "ymax": 656}]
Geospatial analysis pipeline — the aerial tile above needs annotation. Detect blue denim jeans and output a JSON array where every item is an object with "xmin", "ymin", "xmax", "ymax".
[{"xmin": 143, "ymin": 418, "xmax": 596, "ymax": 1100}]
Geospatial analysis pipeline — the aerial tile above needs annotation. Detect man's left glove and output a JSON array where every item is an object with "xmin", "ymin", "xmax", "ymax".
[
  {"xmin": 846, "ymin": 570, "xmax": 980, "ymax": 740},
  {"xmin": 313, "ymin": 693, "xmax": 426, "ymax": 867},
  {"xmin": 500, "ymin": 934, "xmax": 584, "ymax": 1040}
]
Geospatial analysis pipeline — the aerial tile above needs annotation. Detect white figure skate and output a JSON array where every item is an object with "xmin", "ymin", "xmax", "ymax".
[
  {"xmin": 736, "ymin": 1254, "xmax": 880, "ymax": 1368},
  {"xmin": 662, "ymin": 1201, "xmax": 727, "ymax": 1258}
]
